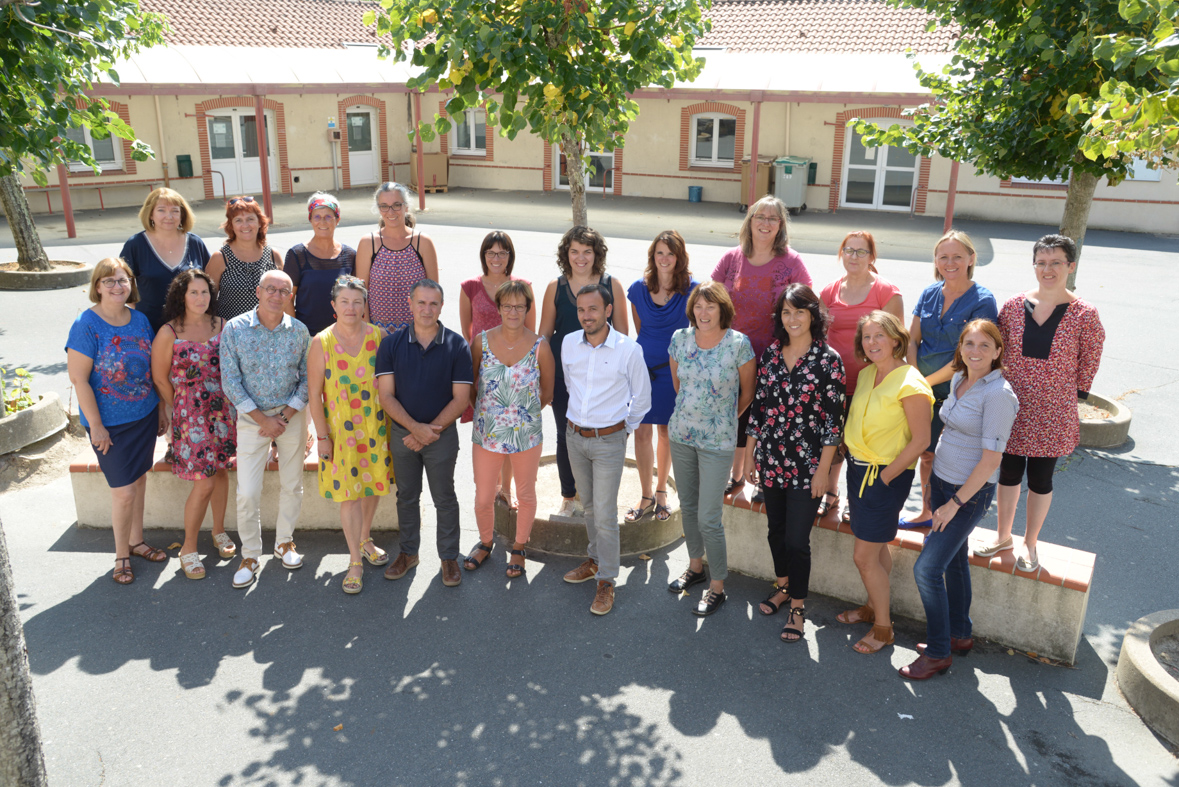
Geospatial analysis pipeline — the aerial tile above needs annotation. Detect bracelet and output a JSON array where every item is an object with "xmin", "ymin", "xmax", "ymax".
[
  {"xmin": 951, "ymin": 493, "xmax": 965, "ymax": 506},
  {"xmin": 316, "ymin": 436, "xmax": 330, "ymax": 441},
  {"xmin": 277, "ymin": 412, "xmax": 290, "ymax": 424}
]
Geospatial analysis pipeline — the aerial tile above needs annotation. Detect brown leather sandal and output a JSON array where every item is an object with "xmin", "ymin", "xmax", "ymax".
[
  {"xmin": 130, "ymin": 541, "xmax": 167, "ymax": 562},
  {"xmin": 853, "ymin": 624, "xmax": 895, "ymax": 654},
  {"xmin": 837, "ymin": 604, "xmax": 875, "ymax": 625},
  {"xmin": 112, "ymin": 557, "xmax": 134, "ymax": 585}
]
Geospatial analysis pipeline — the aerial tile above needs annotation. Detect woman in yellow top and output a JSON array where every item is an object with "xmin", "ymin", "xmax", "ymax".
[
  {"xmin": 307, "ymin": 276, "xmax": 393, "ymax": 594},
  {"xmin": 837, "ymin": 311, "xmax": 933, "ymax": 654}
]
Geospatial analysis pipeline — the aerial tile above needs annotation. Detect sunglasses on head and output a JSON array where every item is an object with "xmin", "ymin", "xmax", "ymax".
[{"xmin": 228, "ymin": 196, "xmax": 256, "ymax": 206}]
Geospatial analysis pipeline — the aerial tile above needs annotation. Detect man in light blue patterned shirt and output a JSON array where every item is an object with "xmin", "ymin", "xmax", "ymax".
[{"xmin": 220, "ymin": 269, "xmax": 311, "ymax": 588}]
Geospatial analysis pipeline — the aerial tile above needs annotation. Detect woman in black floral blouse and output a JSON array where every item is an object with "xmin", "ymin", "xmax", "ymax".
[{"xmin": 747, "ymin": 283, "xmax": 846, "ymax": 643}]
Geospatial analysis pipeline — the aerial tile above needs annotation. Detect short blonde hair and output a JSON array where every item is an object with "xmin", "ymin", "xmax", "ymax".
[
  {"xmin": 88, "ymin": 257, "xmax": 140, "ymax": 304},
  {"xmin": 854, "ymin": 310, "xmax": 909, "ymax": 363},
  {"xmin": 684, "ymin": 280, "xmax": 734, "ymax": 330},
  {"xmin": 139, "ymin": 187, "xmax": 195, "ymax": 232}
]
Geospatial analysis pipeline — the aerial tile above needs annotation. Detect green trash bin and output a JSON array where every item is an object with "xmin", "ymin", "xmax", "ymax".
[
  {"xmin": 773, "ymin": 156, "xmax": 811, "ymax": 213},
  {"xmin": 176, "ymin": 154, "xmax": 193, "ymax": 179}
]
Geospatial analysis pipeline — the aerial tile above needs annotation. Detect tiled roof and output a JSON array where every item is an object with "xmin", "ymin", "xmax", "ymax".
[
  {"xmin": 142, "ymin": 0, "xmax": 383, "ymax": 49},
  {"xmin": 698, "ymin": 0, "xmax": 957, "ymax": 53},
  {"xmin": 143, "ymin": 0, "xmax": 955, "ymax": 53}
]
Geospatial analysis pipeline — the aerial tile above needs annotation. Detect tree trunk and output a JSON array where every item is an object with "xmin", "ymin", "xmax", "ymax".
[
  {"xmin": 0, "ymin": 516, "xmax": 49, "ymax": 787},
  {"xmin": 1060, "ymin": 168, "xmax": 1099, "ymax": 290},
  {"xmin": 0, "ymin": 174, "xmax": 50, "ymax": 273},
  {"xmin": 560, "ymin": 133, "xmax": 588, "ymax": 227}
]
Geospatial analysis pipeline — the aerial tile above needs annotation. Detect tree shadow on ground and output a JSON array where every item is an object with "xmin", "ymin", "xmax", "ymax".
[{"xmin": 20, "ymin": 522, "xmax": 1152, "ymax": 785}]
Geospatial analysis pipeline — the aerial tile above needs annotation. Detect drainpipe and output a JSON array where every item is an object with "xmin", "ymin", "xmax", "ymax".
[
  {"xmin": 254, "ymin": 94, "xmax": 273, "ymax": 220},
  {"xmin": 747, "ymin": 95, "xmax": 763, "ymax": 209},
  {"xmin": 55, "ymin": 163, "xmax": 76, "ymax": 239},
  {"xmin": 154, "ymin": 95, "xmax": 170, "ymax": 188},
  {"xmin": 943, "ymin": 159, "xmax": 961, "ymax": 233},
  {"xmin": 413, "ymin": 91, "xmax": 426, "ymax": 211}
]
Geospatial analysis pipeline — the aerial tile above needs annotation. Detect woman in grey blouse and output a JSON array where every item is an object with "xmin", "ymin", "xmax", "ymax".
[{"xmin": 901, "ymin": 319, "xmax": 1018, "ymax": 681}]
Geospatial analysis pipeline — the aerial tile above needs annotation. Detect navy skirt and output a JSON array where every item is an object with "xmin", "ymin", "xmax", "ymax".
[
  {"xmin": 846, "ymin": 459, "xmax": 915, "ymax": 543},
  {"xmin": 88, "ymin": 407, "xmax": 159, "ymax": 488}
]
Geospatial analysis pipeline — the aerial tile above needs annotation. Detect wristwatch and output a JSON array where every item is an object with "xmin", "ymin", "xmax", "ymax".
[{"xmin": 951, "ymin": 492, "xmax": 965, "ymax": 506}]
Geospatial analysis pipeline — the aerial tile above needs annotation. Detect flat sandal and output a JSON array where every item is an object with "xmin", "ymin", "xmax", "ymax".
[
  {"xmin": 506, "ymin": 548, "xmax": 527, "ymax": 579},
  {"xmin": 853, "ymin": 624, "xmax": 895, "ymax": 655},
  {"xmin": 759, "ymin": 581, "xmax": 789, "ymax": 616},
  {"xmin": 837, "ymin": 604, "xmax": 875, "ymax": 625},
  {"xmin": 780, "ymin": 605, "xmax": 806, "ymax": 643}
]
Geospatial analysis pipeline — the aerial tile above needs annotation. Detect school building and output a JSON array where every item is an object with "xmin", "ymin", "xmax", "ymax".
[{"xmin": 18, "ymin": 0, "xmax": 1178, "ymax": 235}]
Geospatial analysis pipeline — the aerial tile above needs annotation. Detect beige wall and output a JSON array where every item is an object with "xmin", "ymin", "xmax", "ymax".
[{"xmin": 14, "ymin": 88, "xmax": 1178, "ymax": 236}]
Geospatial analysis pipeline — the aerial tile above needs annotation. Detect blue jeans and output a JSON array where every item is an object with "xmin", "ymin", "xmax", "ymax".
[{"xmin": 913, "ymin": 474, "xmax": 996, "ymax": 659}]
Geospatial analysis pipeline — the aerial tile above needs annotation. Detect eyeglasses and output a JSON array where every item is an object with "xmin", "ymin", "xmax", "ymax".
[
  {"xmin": 378, "ymin": 202, "xmax": 406, "ymax": 213},
  {"xmin": 262, "ymin": 286, "xmax": 293, "ymax": 296},
  {"xmin": 841, "ymin": 247, "xmax": 872, "ymax": 259},
  {"xmin": 100, "ymin": 277, "xmax": 131, "ymax": 289},
  {"xmin": 500, "ymin": 304, "xmax": 528, "ymax": 313},
  {"xmin": 1033, "ymin": 261, "xmax": 1067, "ymax": 270},
  {"xmin": 228, "ymin": 196, "xmax": 255, "ymax": 206},
  {"xmin": 752, "ymin": 214, "xmax": 780, "ymax": 224},
  {"xmin": 486, "ymin": 251, "xmax": 510, "ymax": 260}
]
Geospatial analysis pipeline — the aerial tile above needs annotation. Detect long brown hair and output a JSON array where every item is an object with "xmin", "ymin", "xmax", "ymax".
[{"xmin": 643, "ymin": 230, "xmax": 692, "ymax": 295}]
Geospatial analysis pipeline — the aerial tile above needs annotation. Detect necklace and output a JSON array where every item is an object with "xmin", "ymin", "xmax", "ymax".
[{"xmin": 500, "ymin": 333, "xmax": 525, "ymax": 350}]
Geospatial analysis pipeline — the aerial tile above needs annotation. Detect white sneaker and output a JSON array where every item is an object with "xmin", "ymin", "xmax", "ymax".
[
  {"xmin": 274, "ymin": 541, "xmax": 303, "ymax": 570},
  {"xmin": 232, "ymin": 558, "xmax": 259, "ymax": 588},
  {"xmin": 556, "ymin": 498, "xmax": 579, "ymax": 518}
]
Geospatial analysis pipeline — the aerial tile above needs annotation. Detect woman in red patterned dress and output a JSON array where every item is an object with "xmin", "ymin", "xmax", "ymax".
[
  {"xmin": 974, "ymin": 235, "xmax": 1104, "ymax": 572},
  {"xmin": 356, "ymin": 182, "xmax": 440, "ymax": 332}
]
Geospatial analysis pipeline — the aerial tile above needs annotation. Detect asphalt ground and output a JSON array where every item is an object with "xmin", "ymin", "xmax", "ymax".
[{"xmin": 1, "ymin": 189, "xmax": 1177, "ymax": 785}]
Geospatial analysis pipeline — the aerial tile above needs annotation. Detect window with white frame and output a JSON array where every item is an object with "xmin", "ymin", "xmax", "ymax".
[
  {"xmin": 691, "ymin": 113, "xmax": 736, "ymax": 167},
  {"xmin": 452, "ymin": 109, "xmax": 486, "ymax": 154},
  {"xmin": 65, "ymin": 127, "xmax": 122, "ymax": 172},
  {"xmin": 1010, "ymin": 172, "xmax": 1067, "ymax": 185},
  {"xmin": 1128, "ymin": 157, "xmax": 1162, "ymax": 181}
]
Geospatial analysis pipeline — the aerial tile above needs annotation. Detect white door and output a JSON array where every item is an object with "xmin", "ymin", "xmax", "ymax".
[
  {"xmin": 840, "ymin": 124, "xmax": 920, "ymax": 211},
  {"xmin": 206, "ymin": 109, "xmax": 278, "ymax": 198},
  {"xmin": 346, "ymin": 107, "xmax": 378, "ymax": 186},
  {"xmin": 554, "ymin": 144, "xmax": 613, "ymax": 192}
]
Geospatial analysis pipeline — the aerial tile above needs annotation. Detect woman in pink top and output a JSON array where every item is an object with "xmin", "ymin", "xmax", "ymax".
[
  {"xmin": 818, "ymin": 231, "xmax": 903, "ymax": 522},
  {"xmin": 355, "ymin": 182, "xmax": 440, "ymax": 331},
  {"xmin": 459, "ymin": 231, "xmax": 535, "ymax": 508},
  {"xmin": 711, "ymin": 196, "xmax": 812, "ymax": 496}
]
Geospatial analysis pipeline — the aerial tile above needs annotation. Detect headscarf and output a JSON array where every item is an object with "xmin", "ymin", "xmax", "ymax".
[{"xmin": 308, "ymin": 195, "xmax": 340, "ymax": 221}]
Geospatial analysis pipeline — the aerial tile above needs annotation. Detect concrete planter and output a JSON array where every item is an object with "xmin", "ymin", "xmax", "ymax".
[
  {"xmin": 1079, "ymin": 392, "xmax": 1132, "ymax": 449},
  {"xmin": 0, "ymin": 260, "xmax": 93, "ymax": 290},
  {"xmin": 1117, "ymin": 610, "xmax": 1179, "ymax": 747},
  {"xmin": 0, "ymin": 392, "xmax": 69, "ymax": 455},
  {"xmin": 495, "ymin": 454, "xmax": 683, "ymax": 557}
]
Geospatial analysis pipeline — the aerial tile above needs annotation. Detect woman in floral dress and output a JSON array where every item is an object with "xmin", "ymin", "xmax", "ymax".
[
  {"xmin": 151, "ymin": 269, "xmax": 238, "ymax": 580},
  {"xmin": 665, "ymin": 281, "xmax": 756, "ymax": 616},
  {"xmin": 307, "ymin": 276, "xmax": 393, "ymax": 594},
  {"xmin": 975, "ymin": 234, "xmax": 1104, "ymax": 572},
  {"xmin": 465, "ymin": 280, "xmax": 555, "ymax": 579},
  {"xmin": 747, "ymin": 284, "xmax": 846, "ymax": 642}
]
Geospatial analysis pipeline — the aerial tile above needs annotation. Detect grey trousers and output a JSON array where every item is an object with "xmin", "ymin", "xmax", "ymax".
[
  {"xmin": 567, "ymin": 426, "xmax": 628, "ymax": 582},
  {"xmin": 669, "ymin": 440, "xmax": 731, "ymax": 580},
  {"xmin": 389, "ymin": 422, "xmax": 461, "ymax": 560}
]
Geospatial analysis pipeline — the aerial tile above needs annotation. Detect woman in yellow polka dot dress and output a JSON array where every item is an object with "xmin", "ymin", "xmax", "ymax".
[{"xmin": 307, "ymin": 276, "xmax": 393, "ymax": 594}]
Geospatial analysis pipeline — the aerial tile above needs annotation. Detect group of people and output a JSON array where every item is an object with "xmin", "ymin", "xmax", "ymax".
[{"xmin": 66, "ymin": 188, "xmax": 1104, "ymax": 683}]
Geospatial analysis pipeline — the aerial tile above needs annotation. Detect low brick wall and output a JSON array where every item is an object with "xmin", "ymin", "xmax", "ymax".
[
  {"xmin": 722, "ymin": 493, "xmax": 1093, "ymax": 664},
  {"xmin": 70, "ymin": 452, "xmax": 399, "ymax": 532}
]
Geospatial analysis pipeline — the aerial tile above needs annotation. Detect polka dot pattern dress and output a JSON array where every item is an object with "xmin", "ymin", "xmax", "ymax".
[
  {"xmin": 318, "ymin": 324, "xmax": 393, "ymax": 501},
  {"xmin": 216, "ymin": 245, "xmax": 278, "ymax": 321}
]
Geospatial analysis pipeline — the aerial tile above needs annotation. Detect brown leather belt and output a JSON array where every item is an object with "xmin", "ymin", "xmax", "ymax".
[{"xmin": 567, "ymin": 420, "xmax": 626, "ymax": 438}]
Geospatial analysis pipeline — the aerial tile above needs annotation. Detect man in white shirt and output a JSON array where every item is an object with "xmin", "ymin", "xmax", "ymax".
[{"xmin": 560, "ymin": 283, "xmax": 652, "ymax": 615}]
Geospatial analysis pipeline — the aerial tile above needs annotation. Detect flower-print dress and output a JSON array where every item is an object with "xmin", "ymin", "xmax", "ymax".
[
  {"xmin": 459, "ymin": 274, "xmax": 530, "ymax": 423},
  {"xmin": 667, "ymin": 327, "xmax": 756, "ymax": 452},
  {"xmin": 168, "ymin": 331, "xmax": 237, "ymax": 480},
  {"xmin": 998, "ymin": 295, "xmax": 1104, "ymax": 457},
  {"xmin": 472, "ymin": 333, "xmax": 544, "ymax": 454},
  {"xmin": 746, "ymin": 340, "xmax": 846, "ymax": 490},
  {"xmin": 318, "ymin": 324, "xmax": 393, "ymax": 500}
]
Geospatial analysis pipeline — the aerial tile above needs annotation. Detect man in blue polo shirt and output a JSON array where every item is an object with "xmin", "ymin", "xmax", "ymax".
[{"xmin": 376, "ymin": 278, "xmax": 473, "ymax": 587}]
